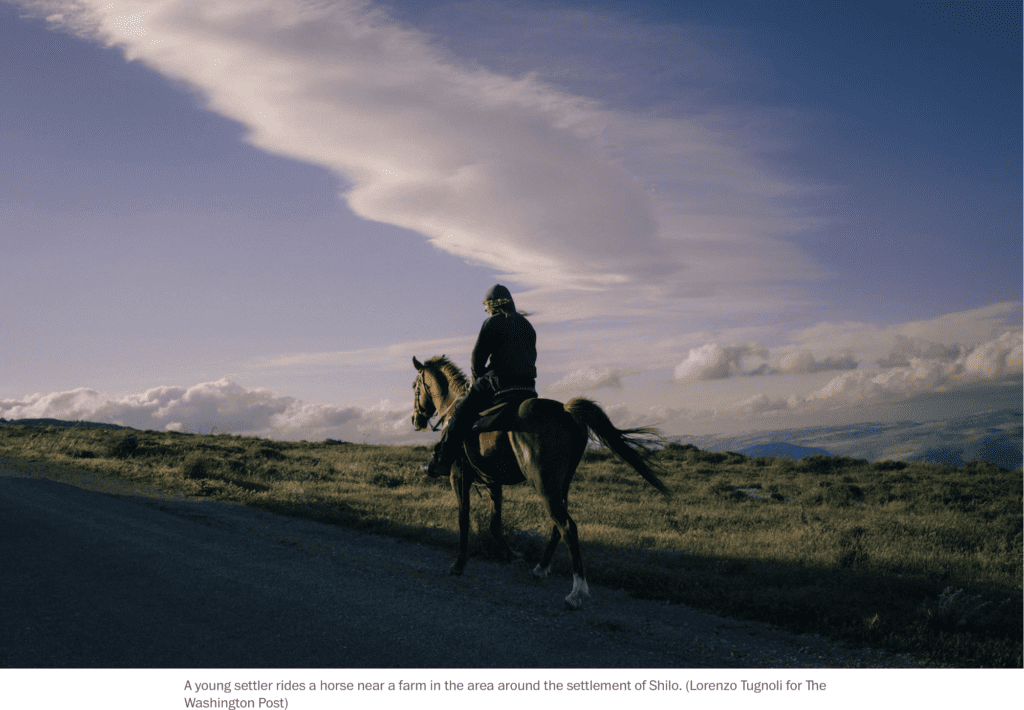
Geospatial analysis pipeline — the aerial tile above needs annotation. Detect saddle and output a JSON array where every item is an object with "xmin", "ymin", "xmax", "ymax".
[{"xmin": 471, "ymin": 388, "xmax": 537, "ymax": 433}]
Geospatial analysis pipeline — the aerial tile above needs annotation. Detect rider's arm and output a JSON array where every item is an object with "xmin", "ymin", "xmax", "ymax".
[{"xmin": 471, "ymin": 317, "xmax": 495, "ymax": 380}]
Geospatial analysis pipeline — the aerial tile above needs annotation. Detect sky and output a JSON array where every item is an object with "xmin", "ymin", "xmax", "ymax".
[{"xmin": 1, "ymin": 0, "xmax": 1021, "ymax": 444}]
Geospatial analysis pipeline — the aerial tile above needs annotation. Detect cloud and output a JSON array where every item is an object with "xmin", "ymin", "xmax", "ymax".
[
  {"xmin": 673, "ymin": 342, "xmax": 859, "ymax": 383},
  {"xmin": 897, "ymin": 302, "xmax": 1022, "ymax": 347},
  {"xmin": 673, "ymin": 342, "xmax": 768, "ymax": 382},
  {"xmin": 760, "ymin": 349, "xmax": 859, "ymax": 376},
  {"xmin": 734, "ymin": 393, "xmax": 802, "ymax": 415},
  {"xmin": 16, "ymin": 0, "xmax": 825, "ymax": 312},
  {"xmin": 792, "ymin": 303, "xmax": 1022, "ymax": 368},
  {"xmin": 672, "ymin": 304, "xmax": 1022, "ymax": 390},
  {"xmin": 732, "ymin": 330, "xmax": 1023, "ymax": 416},
  {"xmin": 0, "ymin": 378, "xmax": 423, "ymax": 442},
  {"xmin": 261, "ymin": 335, "xmax": 475, "ymax": 370},
  {"xmin": 817, "ymin": 330, "xmax": 1022, "ymax": 404},
  {"xmin": 876, "ymin": 335, "xmax": 963, "ymax": 368},
  {"xmin": 548, "ymin": 366, "xmax": 637, "ymax": 391}
]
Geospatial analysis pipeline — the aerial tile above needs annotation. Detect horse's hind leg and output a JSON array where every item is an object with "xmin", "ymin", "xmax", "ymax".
[
  {"xmin": 558, "ymin": 510, "xmax": 589, "ymax": 609},
  {"xmin": 537, "ymin": 496, "xmax": 589, "ymax": 609}
]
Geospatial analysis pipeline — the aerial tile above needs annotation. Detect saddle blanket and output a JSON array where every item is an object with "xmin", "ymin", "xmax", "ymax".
[{"xmin": 471, "ymin": 388, "xmax": 537, "ymax": 433}]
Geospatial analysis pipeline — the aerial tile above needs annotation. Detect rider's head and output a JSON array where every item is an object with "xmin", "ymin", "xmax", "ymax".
[{"xmin": 483, "ymin": 284, "xmax": 515, "ymax": 316}]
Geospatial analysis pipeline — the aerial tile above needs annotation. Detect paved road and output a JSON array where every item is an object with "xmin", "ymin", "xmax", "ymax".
[{"xmin": 0, "ymin": 458, "xmax": 921, "ymax": 668}]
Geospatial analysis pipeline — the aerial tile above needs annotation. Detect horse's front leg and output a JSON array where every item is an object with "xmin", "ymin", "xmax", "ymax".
[
  {"xmin": 449, "ymin": 461, "xmax": 472, "ymax": 575},
  {"xmin": 487, "ymin": 484, "xmax": 522, "ymax": 563}
]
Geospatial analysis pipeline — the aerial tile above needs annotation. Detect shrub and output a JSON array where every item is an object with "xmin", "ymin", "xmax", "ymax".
[
  {"xmin": 108, "ymin": 434, "xmax": 139, "ymax": 458},
  {"xmin": 873, "ymin": 460, "xmax": 907, "ymax": 471},
  {"xmin": 919, "ymin": 587, "xmax": 997, "ymax": 631},
  {"xmin": 255, "ymin": 446, "xmax": 287, "ymax": 461},
  {"xmin": 800, "ymin": 454, "xmax": 869, "ymax": 474},
  {"xmin": 370, "ymin": 473, "xmax": 405, "ymax": 488},
  {"xmin": 825, "ymin": 483, "xmax": 865, "ymax": 507},
  {"xmin": 182, "ymin": 452, "xmax": 209, "ymax": 479}
]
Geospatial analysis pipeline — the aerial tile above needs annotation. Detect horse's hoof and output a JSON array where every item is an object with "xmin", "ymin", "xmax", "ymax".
[
  {"xmin": 564, "ymin": 573, "xmax": 590, "ymax": 609},
  {"xmin": 448, "ymin": 562, "xmax": 465, "ymax": 576},
  {"xmin": 532, "ymin": 563, "xmax": 549, "ymax": 579},
  {"xmin": 564, "ymin": 595, "xmax": 584, "ymax": 610}
]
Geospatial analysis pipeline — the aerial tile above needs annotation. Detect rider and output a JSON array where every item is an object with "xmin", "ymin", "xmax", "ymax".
[{"xmin": 421, "ymin": 284, "xmax": 537, "ymax": 478}]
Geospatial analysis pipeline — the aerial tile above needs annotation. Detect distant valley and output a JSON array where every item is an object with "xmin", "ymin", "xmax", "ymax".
[{"xmin": 675, "ymin": 407, "xmax": 1022, "ymax": 470}]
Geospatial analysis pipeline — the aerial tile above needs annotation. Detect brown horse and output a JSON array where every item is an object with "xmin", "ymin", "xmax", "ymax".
[{"xmin": 412, "ymin": 355, "xmax": 669, "ymax": 609}]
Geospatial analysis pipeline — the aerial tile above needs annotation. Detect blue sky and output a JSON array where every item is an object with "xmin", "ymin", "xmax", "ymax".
[{"xmin": 1, "ymin": 0, "xmax": 1020, "ymax": 443}]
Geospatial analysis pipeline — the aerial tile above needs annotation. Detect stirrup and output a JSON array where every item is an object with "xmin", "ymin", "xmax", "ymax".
[{"xmin": 421, "ymin": 459, "xmax": 451, "ymax": 478}]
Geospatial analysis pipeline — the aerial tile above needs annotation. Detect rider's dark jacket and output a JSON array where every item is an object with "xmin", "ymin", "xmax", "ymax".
[{"xmin": 471, "ymin": 312, "xmax": 537, "ymax": 387}]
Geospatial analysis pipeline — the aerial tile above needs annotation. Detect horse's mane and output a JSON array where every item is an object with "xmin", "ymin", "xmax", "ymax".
[{"xmin": 424, "ymin": 355, "xmax": 469, "ymax": 397}]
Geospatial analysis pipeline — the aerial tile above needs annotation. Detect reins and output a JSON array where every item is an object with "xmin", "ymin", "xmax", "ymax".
[
  {"xmin": 417, "ymin": 369, "xmax": 463, "ymax": 432},
  {"xmin": 430, "ymin": 398, "xmax": 458, "ymax": 432}
]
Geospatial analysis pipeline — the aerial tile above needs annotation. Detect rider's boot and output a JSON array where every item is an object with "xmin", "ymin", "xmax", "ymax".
[
  {"xmin": 421, "ymin": 398, "xmax": 473, "ymax": 478},
  {"xmin": 421, "ymin": 432, "xmax": 458, "ymax": 478}
]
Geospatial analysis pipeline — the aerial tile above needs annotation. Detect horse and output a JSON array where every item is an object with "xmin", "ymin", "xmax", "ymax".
[{"xmin": 412, "ymin": 355, "xmax": 670, "ymax": 609}]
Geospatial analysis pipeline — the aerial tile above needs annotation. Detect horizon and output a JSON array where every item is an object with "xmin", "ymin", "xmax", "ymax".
[{"xmin": 1, "ymin": 0, "xmax": 1021, "ymax": 444}]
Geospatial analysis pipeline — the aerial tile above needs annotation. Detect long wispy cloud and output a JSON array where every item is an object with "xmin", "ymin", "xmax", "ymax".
[
  {"xmin": 261, "ymin": 335, "xmax": 476, "ymax": 370},
  {"xmin": 13, "ymin": 0, "xmax": 824, "ymax": 315}
]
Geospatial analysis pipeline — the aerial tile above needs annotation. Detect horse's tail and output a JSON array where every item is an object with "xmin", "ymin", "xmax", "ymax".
[{"xmin": 564, "ymin": 398, "xmax": 671, "ymax": 496}]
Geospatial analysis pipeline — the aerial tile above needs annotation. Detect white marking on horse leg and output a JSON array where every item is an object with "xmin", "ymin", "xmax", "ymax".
[
  {"xmin": 532, "ymin": 563, "xmax": 550, "ymax": 578},
  {"xmin": 564, "ymin": 573, "xmax": 590, "ymax": 609}
]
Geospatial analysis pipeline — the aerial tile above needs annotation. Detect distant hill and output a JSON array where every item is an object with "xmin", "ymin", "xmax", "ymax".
[
  {"xmin": 674, "ymin": 408, "xmax": 1022, "ymax": 470},
  {"xmin": 738, "ymin": 442, "xmax": 833, "ymax": 460},
  {"xmin": 0, "ymin": 418, "xmax": 130, "ymax": 431}
]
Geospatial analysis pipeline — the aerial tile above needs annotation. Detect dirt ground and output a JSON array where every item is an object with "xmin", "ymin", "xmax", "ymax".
[{"xmin": 0, "ymin": 456, "xmax": 926, "ymax": 668}]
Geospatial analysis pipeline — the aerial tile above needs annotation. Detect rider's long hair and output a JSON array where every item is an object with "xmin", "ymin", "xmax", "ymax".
[{"xmin": 485, "ymin": 298, "xmax": 531, "ymax": 318}]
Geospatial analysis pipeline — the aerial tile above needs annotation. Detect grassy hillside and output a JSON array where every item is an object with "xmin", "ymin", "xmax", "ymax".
[{"xmin": 1, "ymin": 423, "xmax": 1020, "ymax": 668}]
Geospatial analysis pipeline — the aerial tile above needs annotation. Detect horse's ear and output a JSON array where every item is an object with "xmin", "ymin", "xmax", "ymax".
[{"xmin": 412, "ymin": 356, "xmax": 423, "ymax": 370}]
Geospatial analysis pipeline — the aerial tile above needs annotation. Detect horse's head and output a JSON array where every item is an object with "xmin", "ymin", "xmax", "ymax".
[
  {"xmin": 412, "ymin": 355, "xmax": 467, "ymax": 431},
  {"xmin": 411, "ymin": 356, "xmax": 437, "ymax": 431}
]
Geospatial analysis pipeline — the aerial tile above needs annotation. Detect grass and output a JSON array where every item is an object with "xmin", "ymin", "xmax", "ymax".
[{"xmin": 1, "ymin": 425, "xmax": 1020, "ymax": 668}]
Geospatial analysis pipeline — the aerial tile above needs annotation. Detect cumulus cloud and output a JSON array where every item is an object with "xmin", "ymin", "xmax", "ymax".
[
  {"xmin": 876, "ymin": 335, "xmax": 963, "ymax": 368},
  {"xmin": 674, "ymin": 342, "xmax": 859, "ymax": 383},
  {"xmin": 548, "ymin": 366, "xmax": 637, "ymax": 391},
  {"xmin": 673, "ymin": 343, "xmax": 769, "ymax": 382},
  {"xmin": 775, "ymin": 349, "xmax": 858, "ymax": 375},
  {"xmin": 734, "ymin": 393, "xmax": 803, "ymax": 415},
  {"xmin": 791, "ymin": 303, "xmax": 1022, "ymax": 370},
  {"xmin": 0, "ymin": 378, "xmax": 422, "ymax": 442},
  {"xmin": 740, "ymin": 349, "xmax": 859, "ymax": 377},
  {"xmin": 732, "ymin": 330, "xmax": 1023, "ymax": 416},
  {"xmin": 815, "ymin": 330, "xmax": 1022, "ymax": 404},
  {"xmin": 14, "ymin": 0, "xmax": 823, "ymax": 308}
]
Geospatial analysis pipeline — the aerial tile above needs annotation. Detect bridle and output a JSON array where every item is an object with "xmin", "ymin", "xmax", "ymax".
[{"xmin": 414, "ymin": 371, "xmax": 457, "ymax": 432}]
